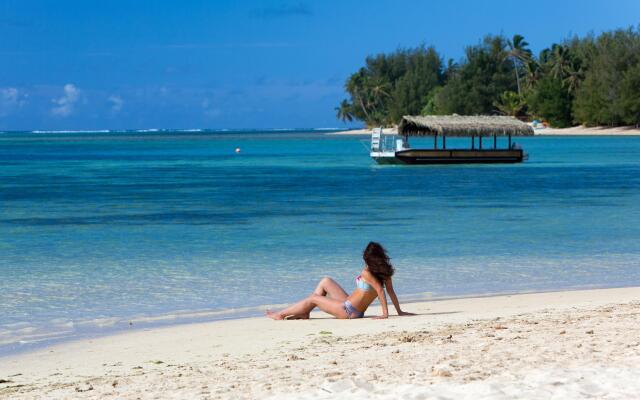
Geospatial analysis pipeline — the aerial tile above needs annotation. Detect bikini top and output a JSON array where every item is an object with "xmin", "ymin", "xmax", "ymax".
[{"xmin": 355, "ymin": 274, "xmax": 374, "ymax": 292}]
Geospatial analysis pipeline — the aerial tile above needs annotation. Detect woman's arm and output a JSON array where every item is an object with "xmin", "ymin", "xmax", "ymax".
[
  {"xmin": 362, "ymin": 270, "xmax": 388, "ymax": 319},
  {"xmin": 386, "ymin": 278, "xmax": 415, "ymax": 316}
]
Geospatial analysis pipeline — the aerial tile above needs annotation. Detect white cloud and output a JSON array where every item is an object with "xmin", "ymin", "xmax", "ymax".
[
  {"xmin": 0, "ymin": 87, "xmax": 27, "ymax": 116},
  {"xmin": 51, "ymin": 84, "xmax": 80, "ymax": 117},
  {"xmin": 108, "ymin": 95, "xmax": 123, "ymax": 113}
]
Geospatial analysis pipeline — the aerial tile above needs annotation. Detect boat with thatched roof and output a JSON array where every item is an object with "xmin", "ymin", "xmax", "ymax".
[{"xmin": 371, "ymin": 115, "xmax": 534, "ymax": 164}]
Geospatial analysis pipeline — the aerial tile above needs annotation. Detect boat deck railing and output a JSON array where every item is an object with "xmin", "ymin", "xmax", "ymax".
[{"xmin": 371, "ymin": 130, "xmax": 404, "ymax": 153}]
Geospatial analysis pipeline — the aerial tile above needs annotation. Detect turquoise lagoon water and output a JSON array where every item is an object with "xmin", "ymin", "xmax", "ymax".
[{"xmin": 1, "ymin": 130, "xmax": 639, "ymax": 355}]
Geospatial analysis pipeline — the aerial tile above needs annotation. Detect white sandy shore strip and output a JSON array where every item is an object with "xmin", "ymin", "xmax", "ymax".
[
  {"xmin": 1, "ymin": 287, "xmax": 639, "ymax": 399},
  {"xmin": 331, "ymin": 125, "xmax": 640, "ymax": 136}
]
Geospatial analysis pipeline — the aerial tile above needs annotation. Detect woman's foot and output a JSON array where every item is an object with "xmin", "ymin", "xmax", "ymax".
[
  {"xmin": 265, "ymin": 310, "xmax": 284, "ymax": 320},
  {"xmin": 285, "ymin": 313, "xmax": 310, "ymax": 320}
]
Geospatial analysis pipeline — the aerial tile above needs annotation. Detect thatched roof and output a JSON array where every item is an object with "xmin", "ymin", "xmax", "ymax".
[{"xmin": 398, "ymin": 115, "xmax": 534, "ymax": 137}]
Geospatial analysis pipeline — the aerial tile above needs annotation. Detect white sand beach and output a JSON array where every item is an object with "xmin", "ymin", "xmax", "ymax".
[
  {"xmin": 330, "ymin": 127, "xmax": 400, "ymax": 136},
  {"xmin": 331, "ymin": 125, "xmax": 640, "ymax": 136},
  {"xmin": 1, "ymin": 287, "xmax": 639, "ymax": 399},
  {"xmin": 534, "ymin": 125, "xmax": 640, "ymax": 136}
]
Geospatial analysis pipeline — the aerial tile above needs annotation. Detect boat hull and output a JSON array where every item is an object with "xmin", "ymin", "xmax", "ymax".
[{"xmin": 373, "ymin": 149, "xmax": 524, "ymax": 165}]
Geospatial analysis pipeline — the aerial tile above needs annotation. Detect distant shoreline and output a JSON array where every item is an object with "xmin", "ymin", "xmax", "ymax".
[{"xmin": 330, "ymin": 125, "xmax": 640, "ymax": 136}]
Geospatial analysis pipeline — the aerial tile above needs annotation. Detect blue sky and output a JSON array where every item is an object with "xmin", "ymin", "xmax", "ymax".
[{"xmin": 0, "ymin": 0, "xmax": 638, "ymax": 130}]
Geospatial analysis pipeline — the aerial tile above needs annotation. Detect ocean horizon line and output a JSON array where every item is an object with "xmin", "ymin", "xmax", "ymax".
[{"xmin": 0, "ymin": 127, "xmax": 360, "ymax": 135}]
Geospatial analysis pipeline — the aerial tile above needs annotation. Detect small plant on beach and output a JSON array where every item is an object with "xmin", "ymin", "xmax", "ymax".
[{"xmin": 494, "ymin": 91, "xmax": 526, "ymax": 117}]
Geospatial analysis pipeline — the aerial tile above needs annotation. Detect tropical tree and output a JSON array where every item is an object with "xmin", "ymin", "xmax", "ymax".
[
  {"xmin": 433, "ymin": 35, "xmax": 516, "ymax": 115},
  {"xmin": 620, "ymin": 63, "xmax": 640, "ymax": 126},
  {"xmin": 573, "ymin": 28, "xmax": 640, "ymax": 126},
  {"xmin": 388, "ymin": 46, "xmax": 443, "ymax": 121},
  {"xmin": 563, "ymin": 59, "xmax": 584, "ymax": 94},
  {"xmin": 443, "ymin": 58, "xmax": 458, "ymax": 81},
  {"xmin": 527, "ymin": 75, "xmax": 573, "ymax": 127},
  {"xmin": 369, "ymin": 78, "xmax": 391, "ymax": 100},
  {"xmin": 548, "ymin": 44, "xmax": 571, "ymax": 80},
  {"xmin": 493, "ymin": 91, "xmax": 526, "ymax": 116},
  {"xmin": 506, "ymin": 34, "xmax": 532, "ymax": 95},
  {"xmin": 337, "ymin": 27, "xmax": 640, "ymax": 127},
  {"xmin": 340, "ymin": 45, "xmax": 443, "ymax": 126},
  {"xmin": 335, "ymin": 100, "xmax": 354, "ymax": 123},
  {"xmin": 522, "ymin": 59, "xmax": 542, "ymax": 90},
  {"xmin": 345, "ymin": 71, "xmax": 373, "ymax": 122}
]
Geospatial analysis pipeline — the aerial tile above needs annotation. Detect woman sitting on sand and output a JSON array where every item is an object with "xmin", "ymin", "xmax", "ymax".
[{"xmin": 266, "ymin": 242, "xmax": 414, "ymax": 320}]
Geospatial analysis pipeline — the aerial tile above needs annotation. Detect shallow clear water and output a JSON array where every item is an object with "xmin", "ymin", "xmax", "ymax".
[{"xmin": 1, "ymin": 130, "xmax": 639, "ymax": 354}]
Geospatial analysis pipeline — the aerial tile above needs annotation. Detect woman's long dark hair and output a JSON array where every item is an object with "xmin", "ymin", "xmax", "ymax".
[{"xmin": 363, "ymin": 242, "xmax": 394, "ymax": 286}]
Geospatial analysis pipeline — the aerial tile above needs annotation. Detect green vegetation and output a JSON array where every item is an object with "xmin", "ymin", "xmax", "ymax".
[
  {"xmin": 433, "ymin": 36, "xmax": 517, "ymax": 116},
  {"xmin": 337, "ymin": 27, "xmax": 640, "ymax": 128},
  {"xmin": 336, "ymin": 46, "xmax": 443, "ymax": 126}
]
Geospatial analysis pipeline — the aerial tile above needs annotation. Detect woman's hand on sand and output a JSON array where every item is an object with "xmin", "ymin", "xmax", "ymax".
[{"xmin": 398, "ymin": 310, "xmax": 416, "ymax": 316}]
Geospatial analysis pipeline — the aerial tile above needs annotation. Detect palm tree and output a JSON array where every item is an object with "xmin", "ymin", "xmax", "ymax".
[
  {"xmin": 366, "ymin": 77, "xmax": 391, "ymax": 121},
  {"xmin": 523, "ymin": 59, "xmax": 541, "ymax": 90},
  {"xmin": 538, "ymin": 47, "xmax": 552, "ymax": 64},
  {"xmin": 444, "ymin": 58, "xmax": 458, "ymax": 81},
  {"xmin": 549, "ymin": 44, "xmax": 571, "ymax": 80},
  {"xmin": 335, "ymin": 100, "xmax": 354, "ymax": 123},
  {"xmin": 493, "ymin": 91, "xmax": 525, "ymax": 117},
  {"xmin": 345, "ymin": 72, "xmax": 372, "ymax": 123},
  {"xmin": 369, "ymin": 78, "xmax": 391, "ymax": 101},
  {"xmin": 562, "ymin": 59, "xmax": 584, "ymax": 94},
  {"xmin": 506, "ymin": 34, "xmax": 532, "ymax": 95}
]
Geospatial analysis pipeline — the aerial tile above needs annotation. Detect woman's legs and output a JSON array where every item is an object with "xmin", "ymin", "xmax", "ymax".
[
  {"xmin": 293, "ymin": 277, "xmax": 348, "ymax": 319},
  {"xmin": 266, "ymin": 294, "xmax": 348, "ymax": 320},
  {"xmin": 313, "ymin": 277, "xmax": 349, "ymax": 301},
  {"xmin": 266, "ymin": 277, "xmax": 350, "ymax": 320}
]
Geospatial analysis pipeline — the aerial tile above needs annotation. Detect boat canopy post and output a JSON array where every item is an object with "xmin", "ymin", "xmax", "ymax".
[
  {"xmin": 479, "ymin": 135, "xmax": 482, "ymax": 150},
  {"xmin": 494, "ymin": 135, "xmax": 497, "ymax": 149},
  {"xmin": 433, "ymin": 134, "xmax": 437, "ymax": 149},
  {"xmin": 443, "ymin": 134, "xmax": 446, "ymax": 149},
  {"xmin": 471, "ymin": 135, "xmax": 475, "ymax": 150},
  {"xmin": 508, "ymin": 134, "xmax": 512, "ymax": 149}
]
